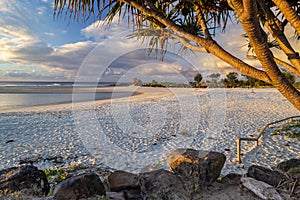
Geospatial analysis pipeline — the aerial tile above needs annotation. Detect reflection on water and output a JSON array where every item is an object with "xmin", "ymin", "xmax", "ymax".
[{"xmin": 0, "ymin": 92, "xmax": 131, "ymax": 110}]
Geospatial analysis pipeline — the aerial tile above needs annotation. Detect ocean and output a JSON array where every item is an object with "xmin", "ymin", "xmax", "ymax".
[
  {"xmin": 0, "ymin": 81, "xmax": 131, "ymax": 110},
  {"xmin": 0, "ymin": 81, "xmax": 116, "ymax": 87}
]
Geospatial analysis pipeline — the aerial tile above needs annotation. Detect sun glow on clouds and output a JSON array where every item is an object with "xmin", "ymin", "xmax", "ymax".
[
  {"xmin": 0, "ymin": 2, "xmax": 98, "ymax": 80},
  {"xmin": 79, "ymin": 19, "xmax": 224, "ymax": 82},
  {"xmin": 0, "ymin": 0, "xmax": 234, "ymax": 81},
  {"xmin": 4, "ymin": 1, "xmax": 299, "ymax": 82}
]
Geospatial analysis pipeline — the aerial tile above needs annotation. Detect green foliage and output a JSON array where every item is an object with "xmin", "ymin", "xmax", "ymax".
[
  {"xmin": 208, "ymin": 73, "xmax": 220, "ymax": 79},
  {"xmin": 293, "ymin": 81, "xmax": 300, "ymax": 88},
  {"xmin": 207, "ymin": 73, "xmax": 221, "ymax": 88},
  {"xmin": 271, "ymin": 120, "xmax": 300, "ymax": 139},
  {"xmin": 44, "ymin": 167, "xmax": 69, "ymax": 184},
  {"xmin": 223, "ymin": 72, "xmax": 239, "ymax": 88},
  {"xmin": 281, "ymin": 69, "xmax": 296, "ymax": 84},
  {"xmin": 242, "ymin": 74, "xmax": 271, "ymax": 88},
  {"xmin": 147, "ymin": 80, "xmax": 165, "ymax": 87},
  {"xmin": 152, "ymin": 80, "xmax": 158, "ymax": 86},
  {"xmin": 48, "ymin": 189, "xmax": 54, "ymax": 196},
  {"xmin": 54, "ymin": 0, "xmax": 235, "ymax": 34},
  {"xmin": 154, "ymin": 161, "xmax": 163, "ymax": 168},
  {"xmin": 100, "ymin": 196, "xmax": 111, "ymax": 200},
  {"xmin": 194, "ymin": 73, "xmax": 203, "ymax": 84},
  {"xmin": 132, "ymin": 77, "xmax": 142, "ymax": 86}
]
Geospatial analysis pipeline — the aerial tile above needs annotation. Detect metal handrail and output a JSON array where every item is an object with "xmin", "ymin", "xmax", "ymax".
[{"xmin": 237, "ymin": 115, "xmax": 300, "ymax": 163}]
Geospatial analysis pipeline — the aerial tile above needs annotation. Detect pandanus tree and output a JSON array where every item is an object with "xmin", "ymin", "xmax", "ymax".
[{"xmin": 54, "ymin": 0, "xmax": 300, "ymax": 111}]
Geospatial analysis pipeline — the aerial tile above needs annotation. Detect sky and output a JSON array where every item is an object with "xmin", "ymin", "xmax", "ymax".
[{"xmin": 0, "ymin": 0, "xmax": 298, "ymax": 83}]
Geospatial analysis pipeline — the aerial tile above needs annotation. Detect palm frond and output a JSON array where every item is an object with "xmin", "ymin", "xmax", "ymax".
[{"xmin": 53, "ymin": 0, "xmax": 300, "ymax": 56}]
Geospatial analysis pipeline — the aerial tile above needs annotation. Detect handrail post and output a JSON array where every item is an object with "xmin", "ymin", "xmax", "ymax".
[
  {"xmin": 237, "ymin": 137, "xmax": 241, "ymax": 163},
  {"xmin": 236, "ymin": 116, "xmax": 300, "ymax": 163}
]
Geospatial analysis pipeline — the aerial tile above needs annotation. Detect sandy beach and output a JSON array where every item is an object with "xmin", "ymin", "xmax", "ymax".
[{"xmin": 0, "ymin": 87, "xmax": 299, "ymax": 175}]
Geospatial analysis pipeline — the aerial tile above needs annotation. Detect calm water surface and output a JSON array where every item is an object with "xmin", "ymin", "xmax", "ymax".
[{"xmin": 0, "ymin": 92, "xmax": 134, "ymax": 110}]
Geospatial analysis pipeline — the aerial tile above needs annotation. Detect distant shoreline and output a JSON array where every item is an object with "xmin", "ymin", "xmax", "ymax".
[
  {"xmin": 0, "ymin": 86, "xmax": 175, "ymax": 113},
  {"xmin": 0, "ymin": 87, "xmax": 291, "ymax": 114},
  {"xmin": 0, "ymin": 86, "xmax": 141, "ymax": 112}
]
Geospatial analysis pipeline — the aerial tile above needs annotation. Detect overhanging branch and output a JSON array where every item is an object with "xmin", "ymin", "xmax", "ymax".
[{"xmin": 121, "ymin": 0, "xmax": 272, "ymax": 83}]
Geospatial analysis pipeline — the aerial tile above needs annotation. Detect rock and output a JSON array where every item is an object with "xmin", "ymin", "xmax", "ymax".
[
  {"xmin": 107, "ymin": 192, "xmax": 126, "ymax": 200},
  {"xmin": 167, "ymin": 148, "xmax": 226, "ymax": 185},
  {"xmin": 0, "ymin": 165, "xmax": 50, "ymax": 197},
  {"xmin": 276, "ymin": 159, "xmax": 300, "ymax": 172},
  {"xmin": 107, "ymin": 170, "xmax": 139, "ymax": 192},
  {"xmin": 140, "ymin": 165, "xmax": 159, "ymax": 173},
  {"xmin": 5, "ymin": 140, "xmax": 14, "ymax": 144},
  {"xmin": 287, "ymin": 167, "xmax": 300, "ymax": 178},
  {"xmin": 139, "ymin": 169, "xmax": 191, "ymax": 200},
  {"xmin": 220, "ymin": 173, "xmax": 242, "ymax": 185},
  {"xmin": 241, "ymin": 177, "xmax": 283, "ymax": 200},
  {"xmin": 123, "ymin": 188, "xmax": 143, "ymax": 200},
  {"xmin": 31, "ymin": 196, "xmax": 54, "ymax": 200},
  {"xmin": 198, "ymin": 178, "xmax": 260, "ymax": 200},
  {"xmin": 53, "ymin": 172, "xmax": 105, "ymax": 200},
  {"xmin": 247, "ymin": 165, "xmax": 285, "ymax": 186}
]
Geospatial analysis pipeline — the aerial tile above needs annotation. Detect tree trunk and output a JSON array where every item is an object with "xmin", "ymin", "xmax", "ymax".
[
  {"xmin": 272, "ymin": 0, "xmax": 300, "ymax": 35},
  {"xmin": 257, "ymin": 0, "xmax": 300, "ymax": 72},
  {"xmin": 230, "ymin": 0, "xmax": 300, "ymax": 110}
]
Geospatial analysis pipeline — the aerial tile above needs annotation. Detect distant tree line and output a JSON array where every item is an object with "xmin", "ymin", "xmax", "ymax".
[
  {"xmin": 199, "ymin": 70, "xmax": 297, "ymax": 88},
  {"xmin": 131, "ymin": 69, "xmax": 297, "ymax": 89},
  {"xmin": 221, "ymin": 70, "xmax": 296, "ymax": 88}
]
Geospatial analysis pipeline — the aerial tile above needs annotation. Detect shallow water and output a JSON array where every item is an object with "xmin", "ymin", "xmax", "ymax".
[{"xmin": 0, "ymin": 92, "xmax": 132, "ymax": 110}]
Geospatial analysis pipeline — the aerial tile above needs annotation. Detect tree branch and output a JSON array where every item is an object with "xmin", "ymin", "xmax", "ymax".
[
  {"xmin": 195, "ymin": 3, "xmax": 212, "ymax": 40},
  {"xmin": 272, "ymin": 0, "xmax": 300, "ymax": 36},
  {"xmin": 257, "ymin": 0, "xmax": 300, "ymax": 71},
  {"xmin": 121, "ymin": 0, "xmax": 271, "ymax": 83},
  {"xmin": 164, "ymin": 31, "xmax": 208, "ymax": 53},
  {"xmin": 231, "ymin": 0, "xmax": 300, "ymax": 110},
  {"xmin": 247, "ymin": 55, "xmax": 300, "ymax": 77}
]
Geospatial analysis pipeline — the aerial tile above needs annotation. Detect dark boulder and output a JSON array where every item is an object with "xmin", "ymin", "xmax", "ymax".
[
  {"xmin": 53, "ymin": 172, "xmax": 105, "ymax": 200},
  {"xmin": 107, "ymin": 170, "xmax": 139, "ymax": 192},
  {"xmin": 123, "ymin": 188, "xmax": 143, "ymax": 200},
  {"xmin": 220, "ymin": 173, "xmax": 242, "ymax": 185},
  {"xmin": 167, "ymin": 148, "xmax": 226, "ymax": 186},
  {"xmin": 138, "ymin": 169, "xmax": 191, "ymax": 200},
  {"xmin": 247, "ymin": 165, "xmax": 285, "ymax": 187},
  {"xmin": 276, "ymin": 159, "xmax": 300, "ymax": 172},
  {"xmin": 0, "ymin": 165, "xmax": 50, "ymax": 197}
]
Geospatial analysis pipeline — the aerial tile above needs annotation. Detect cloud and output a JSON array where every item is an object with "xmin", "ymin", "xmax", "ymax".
[
  {"xmin": 37, "ymin": 6, "xmax": 47, "ymax": 15},
  {"xmin": 1, "ymin": 3, "xmax": 225, "ymax": 81},
  {"xmin": 46, "ymin": 41, "xmax": 99, "ymax": 70},
  {"xmin": 0, "ymin": 0, "xmax": 18, "ymax": 15},
  {"xmin": 0, "ymin": 26, "xmax": 36, "ymax": 46},
  {"xmin": 0, "ymin": 19, "xmax": 99, "ymax": 80},
  {"xmin": 2, "ymin": 70, "xmax": 70, "ymax": 81},
  {"xmin": 44, "ymin": 32, "xmax": 55, "ymax": 36},
  {"xmin": 81, "ymin": 19, "xmax": 130, "ymax": 41},
  {"xmin": 79, "ymin": 20, "xmax": 223, "ymax": 82},
  {"xmin": 3, "ymin": 40, "xmax": 99, "ymax": 70},
  {"xmin": 6, "ymin": 3, "xmax": 299, "ymax": 82}
]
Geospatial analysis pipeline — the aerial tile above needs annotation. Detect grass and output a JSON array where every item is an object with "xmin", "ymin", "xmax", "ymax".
[
  {"xmin": 271, "ymin": 120, "xmax": 300, "ymax": 139},
  {"xmin": 43, "ymin": 163, "xmax": 113, "ymax": 197},
  {"xmin": 44, "ymin": 167, "xmax": 69, "ymax": 183}
]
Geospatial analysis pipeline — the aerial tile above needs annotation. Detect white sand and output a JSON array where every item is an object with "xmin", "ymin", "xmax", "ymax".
[{"xmin": 0, "ymin": 87, "xmax": 299, "ymax": 175}]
